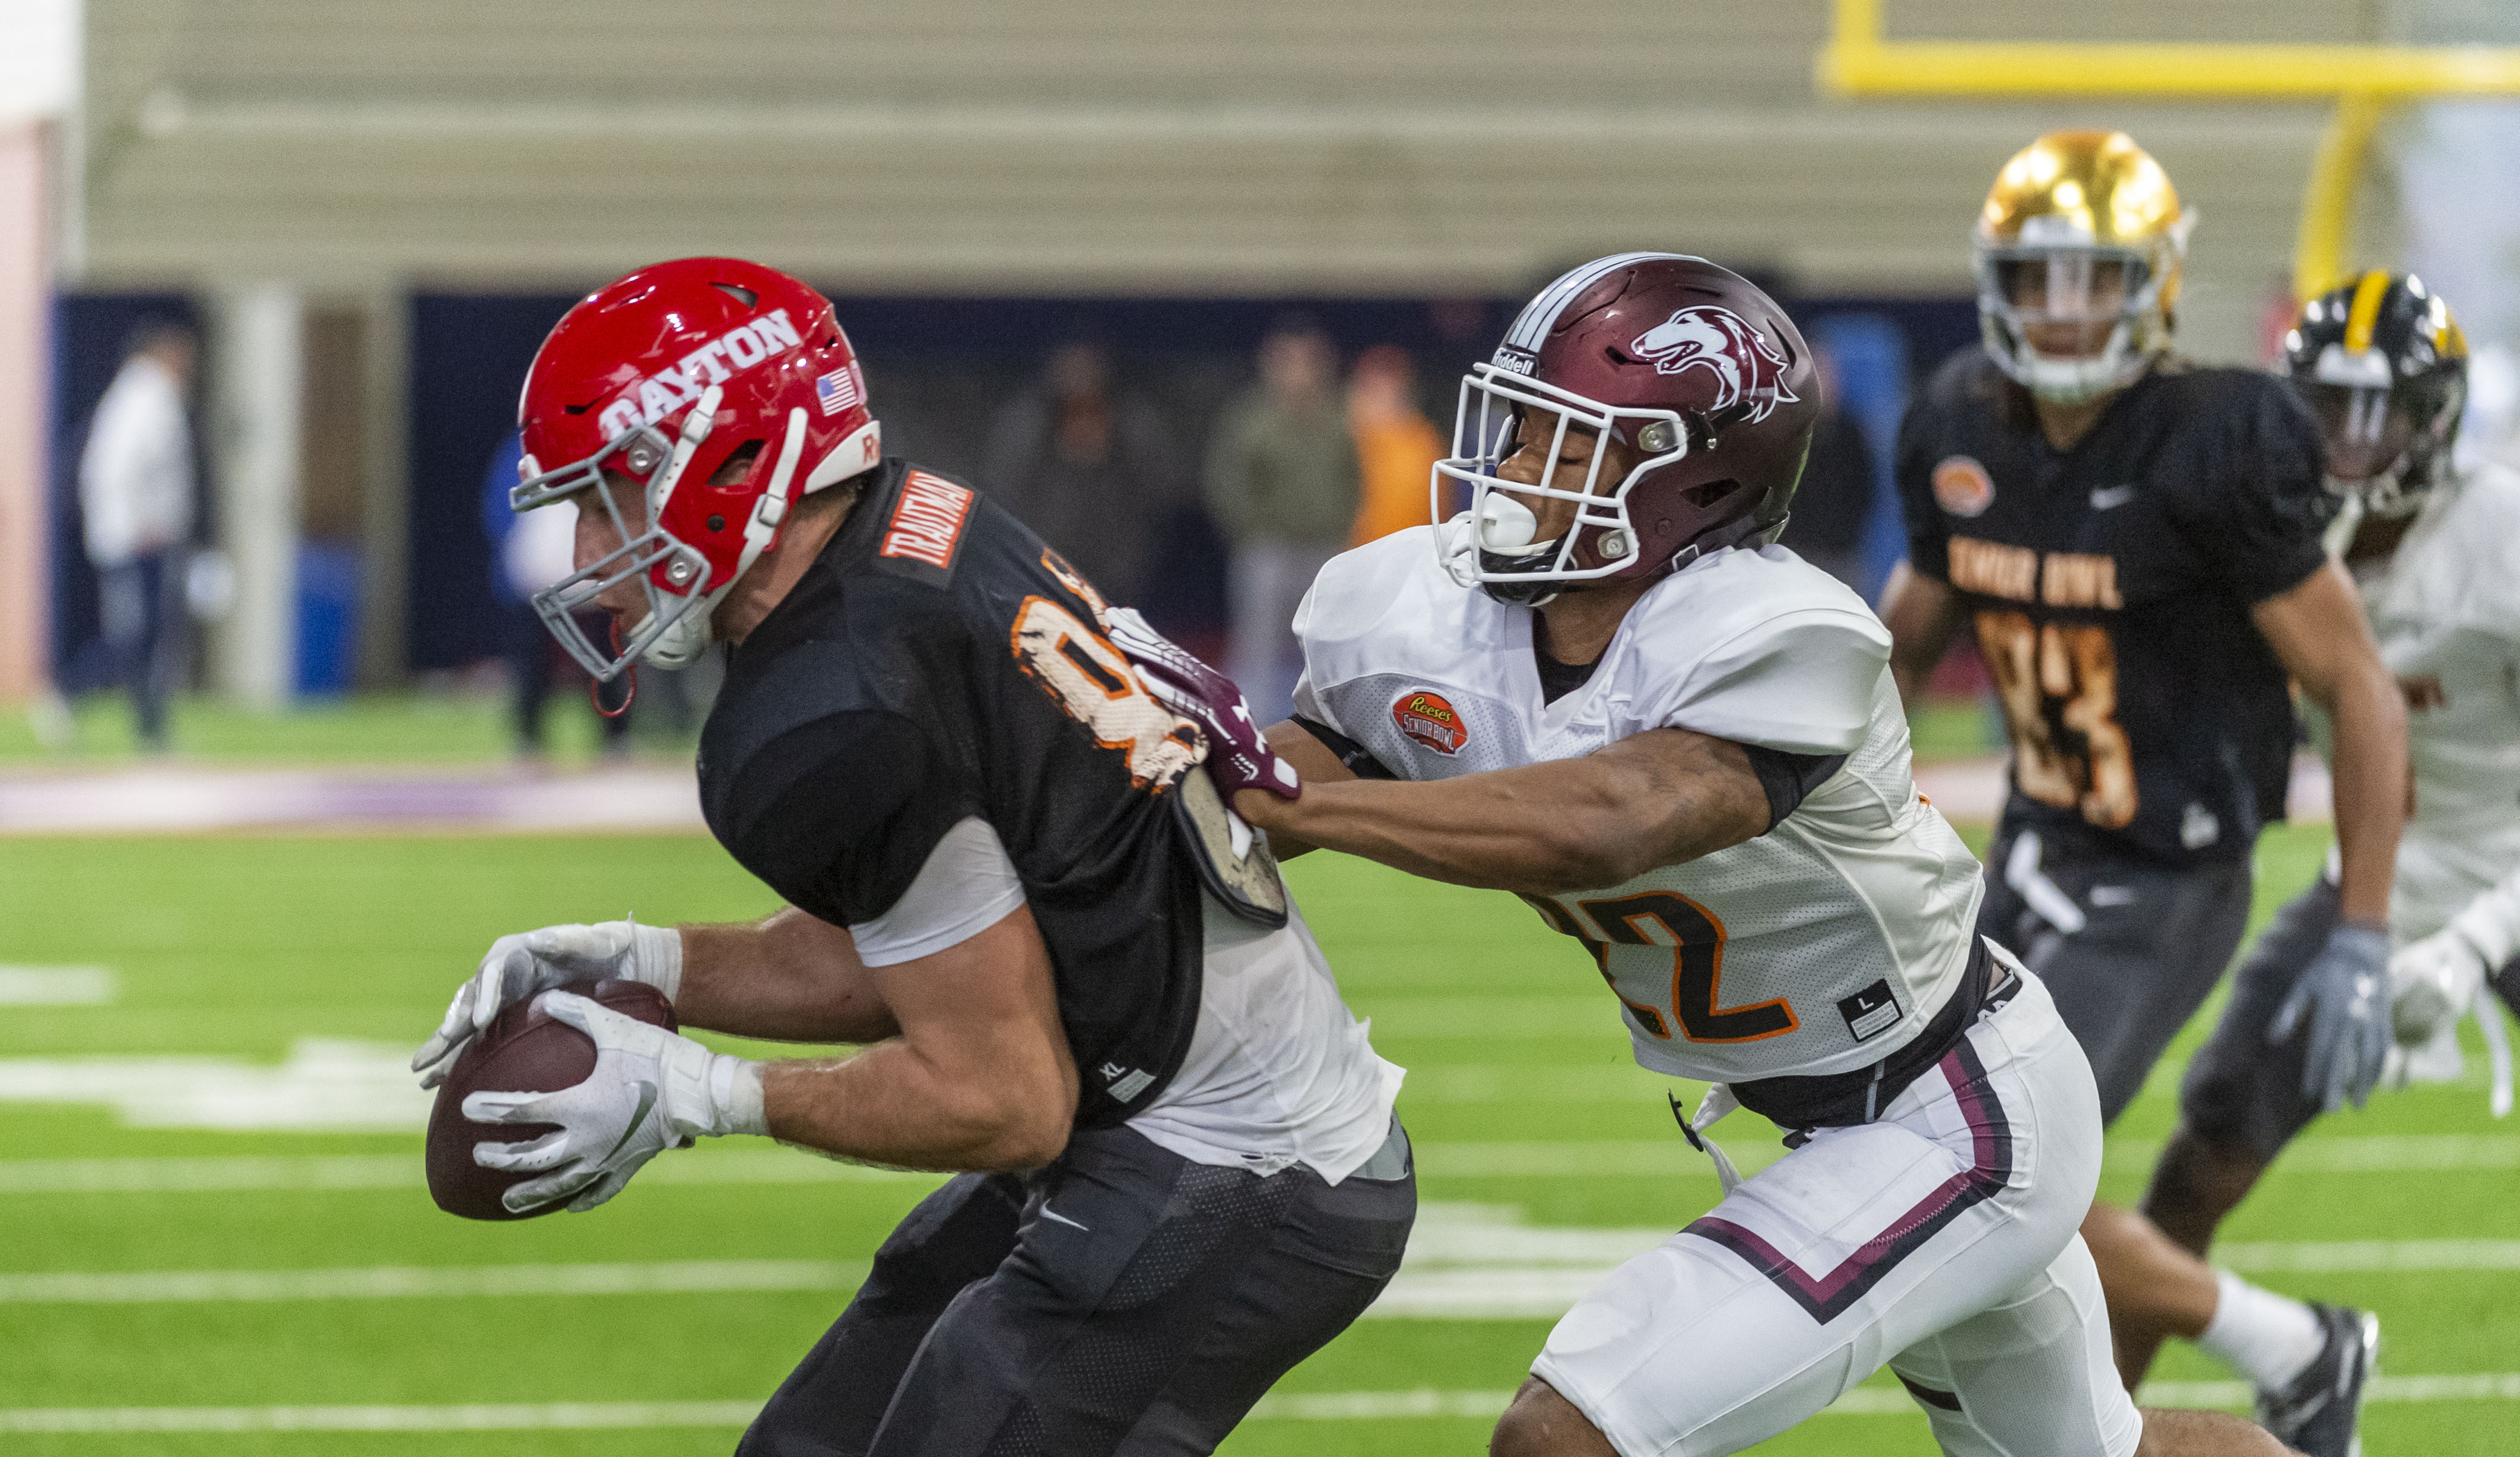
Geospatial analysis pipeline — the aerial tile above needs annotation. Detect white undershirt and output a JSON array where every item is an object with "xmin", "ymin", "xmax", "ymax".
[{"xmin": 848, "ymin": 816, "xmax": 1404, "ymax": 1183}]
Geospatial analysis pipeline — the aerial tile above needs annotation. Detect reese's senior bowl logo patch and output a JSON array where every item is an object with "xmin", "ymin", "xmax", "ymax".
[
  {"xmin": 1392, "ymin": 690, "xmax": 1468, "ymax": 756},
  {"xmin": 1931, "ymin": 455, "xmax": 1995, "ymax": 518}
]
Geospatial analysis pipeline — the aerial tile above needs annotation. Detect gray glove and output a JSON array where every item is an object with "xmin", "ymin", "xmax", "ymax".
[{"xmin": 2268, "ymin": 922, "xmax": 2392, "ymax": 1112}]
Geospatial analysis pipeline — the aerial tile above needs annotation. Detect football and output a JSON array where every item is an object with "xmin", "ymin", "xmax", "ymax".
[{"xmin": 424, "ymin": 978, "xmax": 678, "ymax": 1221}]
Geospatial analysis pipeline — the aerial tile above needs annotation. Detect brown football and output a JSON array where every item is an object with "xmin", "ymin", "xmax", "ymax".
[{"xmin": 424, "ymin": 978, "xmax": 677, "ymax": 1221}]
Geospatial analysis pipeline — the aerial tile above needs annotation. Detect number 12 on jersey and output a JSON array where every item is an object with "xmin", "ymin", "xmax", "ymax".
[{"xmin": 1524, "ymin": 890, "xmax": 1799, "ymax": 1044}]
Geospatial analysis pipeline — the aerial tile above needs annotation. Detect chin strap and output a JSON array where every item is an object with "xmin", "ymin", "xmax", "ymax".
[{"xmin": 592, "ymin": 620, "xmax": 637, "ymax": 719}]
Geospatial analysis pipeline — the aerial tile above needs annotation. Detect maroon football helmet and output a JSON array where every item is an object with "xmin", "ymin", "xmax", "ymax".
[
  {"xmin": 513, "ymin": 257, "xmax": 882, "ymax": 680},
  {"xmin": 1432, "ymin": 253, "xmax": 1819, "ymax": 602}
]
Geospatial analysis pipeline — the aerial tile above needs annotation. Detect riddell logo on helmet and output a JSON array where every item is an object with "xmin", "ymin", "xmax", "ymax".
[
  {"xmin": 1392, "ymin": 690, "xmax": 1468, "ymax": 756},
  {"xmin": 596, "ymin": 309, "xmax": 808, "ymax": 440},
  {"xmin": 1627, "ymin": 307, "xmax": 1800, "ymax": 424}
]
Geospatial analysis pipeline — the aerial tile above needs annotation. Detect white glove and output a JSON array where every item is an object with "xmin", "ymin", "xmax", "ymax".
[
  {"xmin": 2386, "ymin": 926, "xmax": 2513, "ymax": 1117},
  {"xmin": 2391, "ymin": 927, "xmax": 2487, "ymax": 1046},
  {"xmin": 413, "ymin": 919, "xmax": 683, "ymax": 1088},
  {"xmin": 464, "ymin": 990, "xmax": 766, "ymax": 1214}
]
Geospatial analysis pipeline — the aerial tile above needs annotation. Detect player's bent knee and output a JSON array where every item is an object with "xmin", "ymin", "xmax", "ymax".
[
  {"xmin": 2137, "ymin": 1127, "xmax": 2267, "ymax": 1252},
  {"xmin": 1491, "ymin": 1377, "xmax": 1618, "ymax": 1457}
]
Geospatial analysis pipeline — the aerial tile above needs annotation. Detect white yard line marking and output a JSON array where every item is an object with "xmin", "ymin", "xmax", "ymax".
[
  {"xmin": 0, "ymin": 1041, "xmax": 430, "ymax": 1132},
  {"xmin": 4, "ymin": 1207, "xmax": 2508, "ymax": 1316},
  {"xmin": 0, "ymin": 1150, "xmax": 941, "ymax": 1195},
  {"xmin": 0, "ymin": 967, "xmax": 115, "ymax": 1005},
  {"xmin": 0, "ymin": 1134, "xmax": 2511, "ymax": 1197},
  {"xmin": 0, "ymin": 1260, "xmax": 867, "ymax": 1304},
  {"xmin": 0, "ymin": 1401, "xmax": 764, "ymax": 1434},
  {"xmin": 0, "ymin": 767, "xmax": 707, "ymax": 835},
  {"xmin": 5, "ymin": 1373, "xmax": 2510, "ymax": 1433},
  {"xmin": 2219, "ymin": 1239, "xmax": 2520, "ymax": 1273}
]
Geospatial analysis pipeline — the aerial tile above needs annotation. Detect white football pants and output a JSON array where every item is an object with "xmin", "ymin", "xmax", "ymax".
[{"xmin": 1532, "ymin": 972, "xmax": 2141, "ymax": 1456}]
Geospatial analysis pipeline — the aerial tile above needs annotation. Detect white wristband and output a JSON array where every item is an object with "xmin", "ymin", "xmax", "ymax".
[
  {"xmin": 711, "ymin": 1056, "xmax": 769, "ymax": 1139},
  {"xmin": 629, "ymin": 920, "xmax": 685, "ymax": 1002}
]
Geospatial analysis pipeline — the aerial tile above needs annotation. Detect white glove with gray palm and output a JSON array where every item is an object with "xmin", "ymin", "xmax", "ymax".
[
  {"xmin": 2386, "ymin": 924, "xmax": 2514, "ymax": 1118},
  {"xmin": 413, "ymin": 919, "xmax": 683, "ymax": 1088},
  {"xmin": 465, "ymin": 991, "xmax": 766, "ymax": 1214}
]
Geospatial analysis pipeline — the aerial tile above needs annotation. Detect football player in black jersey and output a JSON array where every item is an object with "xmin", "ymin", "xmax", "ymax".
[
  {"xmin": 410, "ymin": 259, "xmax": 1413, "ymax": 1457},
  {"xmin": 1881, "ymin": 132, "xmax": 2407, "ymax": 1455}
]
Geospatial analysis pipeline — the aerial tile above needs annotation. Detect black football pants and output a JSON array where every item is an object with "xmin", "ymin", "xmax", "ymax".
[
  {"xmin": 1976, "ymin": 824, "xmax": 2255, "ymax": 1126},
  {"xmin": 2182, "ymin": 873, "xmax": 2520, "ymax": 1160},
  {"xmin": 737, "ymin": 1119, "xmax": 1415, "ymax": 1457}
]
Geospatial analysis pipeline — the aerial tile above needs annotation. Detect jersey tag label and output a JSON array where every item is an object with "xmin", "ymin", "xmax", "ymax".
[
  {"xmin": 1932, "ymin": 455, "xmax": 1995, "ymax": 518},
  {"xmin": 1837, "ymin": 979, "xmax": 1902, "ymax": 1043},
  {"xmin": 877, "ymin": 471, "xmax": 975, "ymax": 585},
  {"xmin": 1392, "ymin": 690, "xmax": 1468, "ymax": 755},
  {"xmin": 1099, "ymin": 1062, "xmax": 1156, "ymax": 1103}
]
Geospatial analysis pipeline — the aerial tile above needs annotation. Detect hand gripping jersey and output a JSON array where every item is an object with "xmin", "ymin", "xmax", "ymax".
[
  {"xmin": 2345, "ymin": 461, "xmax": 2520, "ymax": 942},
  {"xmin": 1293, "ymin": 529, "xmax": 1985, "ymax": 1085},
  {"xmin": 697, "ymin": 459, "xmax": 1291, "ymax": 1128},
  {"xmin": 1897, "ymin": 353, "xmax": 2334, "ymax": 863}
]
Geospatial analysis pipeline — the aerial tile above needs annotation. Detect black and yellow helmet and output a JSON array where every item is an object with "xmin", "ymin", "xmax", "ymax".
[{"xmin": 2280, "ymin": 271, "xmax": 2468, "ymax": 516}]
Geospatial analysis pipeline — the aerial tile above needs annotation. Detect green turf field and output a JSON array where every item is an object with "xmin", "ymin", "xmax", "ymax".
[
  {"xmin": 0, "ymin": 693, "xmax": 679, "ymax": 767},
  {"xmin": 3, "ymin": 823, "xmax": 2512, "ymax": 1454}
]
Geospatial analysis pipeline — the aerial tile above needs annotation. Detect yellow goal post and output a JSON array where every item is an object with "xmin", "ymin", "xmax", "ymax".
[{"xmin": 1815, "ymin": 0, "xmax": 2520, "ymax": 299}]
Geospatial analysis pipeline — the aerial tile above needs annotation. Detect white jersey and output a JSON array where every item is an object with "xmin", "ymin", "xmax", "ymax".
[
  {"xmin": 850, "ymin": 817, "xmax": 1405, "ymax": 1184},
  {"xmin": 2351, "ymin": 461, "xmax": 2520, "ymax": 942},
  {"xmin": 1292, "ymin": 528, "xmax": 1985, "ymax": 1085}
]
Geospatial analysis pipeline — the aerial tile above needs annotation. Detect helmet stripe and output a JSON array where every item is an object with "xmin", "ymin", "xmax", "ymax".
[
  {"xmin": 1499, "ymin": 252, "xmax": 1699, "ymax": 360},
  {"xmin": 2344, "ymin": 269, "xmax": 2393, "ymax": 354}
]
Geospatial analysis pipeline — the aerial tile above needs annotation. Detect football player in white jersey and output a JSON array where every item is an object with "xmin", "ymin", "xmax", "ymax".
[
  {"xmin": 2146, "ymin": 271, "xmax": 2520, "ymax": 1360},
  {"xmin": 1126, "ymin": 255, "xmax": 2284, "ymax": 1456}
]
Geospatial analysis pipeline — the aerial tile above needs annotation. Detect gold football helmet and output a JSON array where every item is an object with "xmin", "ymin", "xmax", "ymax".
[{"xmin": 1973, "ymin": 130, "xmax": 2194, "ymax": 404}]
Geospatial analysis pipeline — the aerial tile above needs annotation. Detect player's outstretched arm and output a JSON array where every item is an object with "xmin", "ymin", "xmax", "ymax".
[
  {"xmin": 1245, "ymin": 719, "xmax": 1359, "ymax": 860},
  {"xmin": 1232, "ymin": 727, "xmax": 1772, "ymax": 894},
  {"xmin": 414, "ymin": 909, "xmax": 900, "ymax": 1085},
  {"xmin": 760, "ymin": 904, "xmax": 1079, "ymax": 1172},
  {"xmin": 2255, "ymin": 560, "xmax": 2408, "ymax": 926},
  {"xmin": 2254, "ymin": 560, "xmax": 2411, "ymax": 1111},
  {"xmin": 674, "ymin": 907, "xmax": 900, "ymax": 1044}
]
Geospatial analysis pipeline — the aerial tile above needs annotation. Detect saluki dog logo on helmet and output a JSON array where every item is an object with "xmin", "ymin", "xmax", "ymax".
[{"xmin": 1627, "ymin": 307, "xmax": 1801, "ymax": 424}]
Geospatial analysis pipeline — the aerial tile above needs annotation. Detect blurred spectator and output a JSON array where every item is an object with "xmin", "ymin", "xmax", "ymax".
[
  {"xmin": 1205, "ymin": 318, "xmax": 1359, "ymax": 722},
  {"xmin": 481, "ymin": 431, "xmax": 632, "ymax": 760},
  {"xmin": 982, "ymin": 342, "xmax": 1181, "ymax": 606},
  {"xmin": 1346, "ymin": 345, "xmax": 1445, "ymax": 546},
  {"xmin": 78, "ymin": 319, "xmax": 196, "ymax": 751},
  {"xmin": 1777, "ymin": 344, "xmax": 1876, "ymax": 592}
]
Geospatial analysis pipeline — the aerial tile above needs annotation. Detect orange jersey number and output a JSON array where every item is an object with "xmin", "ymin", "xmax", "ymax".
[
  {"xmin": 1525, "ymin": 890, "xmax": 1798, "ymax": 1044},
  {"xmin": 1973, "ymin": 610, "xmax": 2137, "ymax": 829}
]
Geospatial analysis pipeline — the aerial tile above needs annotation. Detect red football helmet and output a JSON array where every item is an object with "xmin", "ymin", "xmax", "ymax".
[
  {"xmin": 1431, "ymin": 253, "xmax": 1819, "ymax": 602},
  {"xmin": 513, "ymin": 257, "xmax": 883, "ymax": 679}
]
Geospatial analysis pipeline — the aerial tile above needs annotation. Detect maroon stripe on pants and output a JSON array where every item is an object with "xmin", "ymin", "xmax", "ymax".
[{"xmin": 1681, "ymin": 1035, "xmax": 2014, "ymax": 1325}]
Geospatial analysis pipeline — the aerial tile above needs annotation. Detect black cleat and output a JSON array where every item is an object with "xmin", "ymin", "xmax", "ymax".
[{"xmin": 2256, "ymin": 1304, "xmax": 2379, "ymax": 1457}]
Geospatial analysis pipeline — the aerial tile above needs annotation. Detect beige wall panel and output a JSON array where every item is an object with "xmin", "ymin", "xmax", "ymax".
[{"xmin": 81, "ymin": 1, "xmax": 2359, "ymax": 361}]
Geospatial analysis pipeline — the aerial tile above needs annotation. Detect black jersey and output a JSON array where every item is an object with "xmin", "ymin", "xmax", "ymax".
[
  {"xmin": 696, "ymin": 459, "xmax": 1277, "ymax": 1128},
  {"xmin": 1896, "ymin": 353, "xmax": 2334, "ymax": 864}
]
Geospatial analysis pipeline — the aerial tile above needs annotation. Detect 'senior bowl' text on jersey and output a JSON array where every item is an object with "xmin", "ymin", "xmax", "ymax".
[
  {"xmin": 1292, "ymin": 529, "xmax": 1985, "ymax": 1086},
  {"xmin": 1896, "ymin": 353, "xmax": 2332, "ymax": 864},
  {"xmin": 696, "ymin": 459, "xmax": 1215, "ymax": 1128}
]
